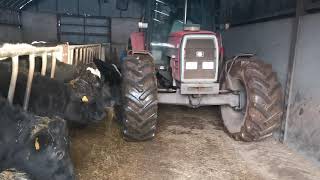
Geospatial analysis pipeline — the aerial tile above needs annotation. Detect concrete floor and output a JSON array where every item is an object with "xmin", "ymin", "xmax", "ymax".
[{"xmin": 70, "ymin": 105, "xmax": 320, "ymax": 180}]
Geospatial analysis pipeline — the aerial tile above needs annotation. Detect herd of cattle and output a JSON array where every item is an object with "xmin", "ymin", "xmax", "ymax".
[{"xmin": 0, "ymin": 46, "xmax": 122, "ymax": 179}]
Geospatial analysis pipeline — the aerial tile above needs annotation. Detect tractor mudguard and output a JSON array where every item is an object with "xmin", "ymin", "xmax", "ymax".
[{"xmin": 129, "ymin": 32, "xmax": 146, "ymax": 52}]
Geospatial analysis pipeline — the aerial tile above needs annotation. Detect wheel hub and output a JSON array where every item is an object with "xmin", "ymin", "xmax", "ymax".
[{"xmin": 221, "ymin": 77, "xmax": 247, "ymax": 134}]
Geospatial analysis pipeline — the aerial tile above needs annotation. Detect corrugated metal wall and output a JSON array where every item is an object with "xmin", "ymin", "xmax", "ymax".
[
  {"xmin": 0, "ymin": 9, "xmax": 22, "ymax": 42},
  {"xmin": 218, "ymin": 0, "xmax": 296, "ymax": 26},
  {"xmin": 25, "ymin": 0, "xmax": 143, "ymax": 18},
  {"xmin": 58, "ymin": 15, "xmax": 111, "ymax": 44},
  {"xmin": 285, "ymin": 12, "xmax": 320, "ymax": 166}
]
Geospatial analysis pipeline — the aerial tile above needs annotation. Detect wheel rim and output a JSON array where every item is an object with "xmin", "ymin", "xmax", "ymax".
[{"xmin": 221, "ymin": 77, "xmax": 247, "ymax": 134}]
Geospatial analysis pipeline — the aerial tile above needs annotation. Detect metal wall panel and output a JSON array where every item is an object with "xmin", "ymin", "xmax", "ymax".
[
  {"xmin": 57, "ymin": 0, "xmax": 77, "ymax": 14},
  {"xmin": 222, "ymin": 11, "xmax": 320, "ymax": 166},
  {"xmin": 222, "ymin": 18, "xmax": 294, "ymax": 87},
  {"xmin": 25, "ymin": 0, "xmax": 143, "ymax": 18},
  {"xmin": 58, "ymin": 15, "xmax": 111, "ymax": 44},
  {"xmin": 285, "ymin": 12, "xmax": 320, "ymax": 166},
  {"xmin": 0, "ymin": 26, "xmax": 22, "ymax": 42},
  {"xmin": 219, "ymin": 0, "xmax": 296, "ymax": 25},
  {"xmin": 100, "ymin": 0, "xmax": 118, "ymax": 17},
  {"xmin": 21, "ymin": 11, "xmax": 58, "ymax": 42},
  {"xmin": 0, "ymin": 9, "xmax": 20, "ymax": 26},
  {"xmin": 79, "ymin": 0, "xmax": 100, "ymax": 16},
  {"xmin": 60, "ymin": 16, "xmax": 84, "ymax": 25},
  {"xmin": 60, "ymin": 25, "xmax": 83, "ymax": 33},
  {"xmin": 60, "ymin": 34, "xmax": 84, "ymax": 44},
  {"xmin": 305, "ymin": 0, "xmax": 320, "ymax": 10},
  {"xmin": 38, "ymin": 0, "xmax": 57, "ymax": 13}
]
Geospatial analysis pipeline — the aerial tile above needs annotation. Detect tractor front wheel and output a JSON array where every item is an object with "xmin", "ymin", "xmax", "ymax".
[
  {"xmin": 121, "ymin": 54, "xmax": 158, "ymax": 141},
  {"xmin": 220, "ymin": 56, "xmax": 283, "ymax": 141}
]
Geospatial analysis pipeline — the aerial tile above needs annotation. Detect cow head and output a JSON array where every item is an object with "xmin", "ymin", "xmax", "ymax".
[
  {"xmin": 92, "ymin": 59, "xmax": 122, "ymax": 108},
  {"xmin": 64, "ymin": 72, "xmax": 107, "ymax": 124},
  {"xmin": 0, "ymin": 98, "xmax": 75, "ymax": 180},
  {"xmin": 15, "ymin": 116, "xmax": 75, "ymax": 180},
  {"xmin": 93, "ymin": 58, "xmax": 122, "ymax": 86}
]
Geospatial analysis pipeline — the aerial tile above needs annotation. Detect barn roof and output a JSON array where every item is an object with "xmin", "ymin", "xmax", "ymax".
[{"xmin": 0, "ymin": 0, "xmax": 36, "ymax": 10}]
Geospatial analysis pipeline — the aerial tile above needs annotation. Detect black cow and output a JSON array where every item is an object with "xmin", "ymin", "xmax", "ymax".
[
  {"xmin": 42, "ymin": 58, "xmax": 121, "ymax": 109},
  {"xmin": 93, "ymin": 58, "xmax": 122, "ymax": 105},
  {"xmin": 0, "ymin": 97, "xmax": 74, "ymax": 180},
  {"xmin": 93, "ymin": 58, "xmax": 122, "ymax": 87},
  {"xmin": 0, "ymin": 62, "xmax": 106, "ymax": 125}
]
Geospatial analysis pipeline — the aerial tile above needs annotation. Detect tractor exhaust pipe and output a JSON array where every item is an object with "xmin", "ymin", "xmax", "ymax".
[{"xmin": 184, "ymin": 0, "xmax": 188, "ymax": 24}]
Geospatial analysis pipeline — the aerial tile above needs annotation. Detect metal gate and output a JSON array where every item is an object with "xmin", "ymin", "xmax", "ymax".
[{"xmin": 58, "ymin": 15, "xmax": 111, "ymax": 45}]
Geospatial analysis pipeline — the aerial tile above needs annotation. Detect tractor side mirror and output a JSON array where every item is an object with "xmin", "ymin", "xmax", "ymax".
[{"xmin": 116, "ymin": 0, "xmax": 129, "ymax": 11}]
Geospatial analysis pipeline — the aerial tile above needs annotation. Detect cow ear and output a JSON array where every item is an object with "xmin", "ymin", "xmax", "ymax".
[
  {"xmin": 35, "ymin": 137, "xmax": 40, "ymax": 151},
  {"xmin": 32, "ymin": 133, "xmax": 52, "ymax": 152},
  {"xmin": 93, "ymin": 59, "xmax": 107, "ymax": 73}
]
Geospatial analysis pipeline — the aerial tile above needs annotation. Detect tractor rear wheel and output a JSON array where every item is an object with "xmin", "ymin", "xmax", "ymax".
[
  {"xmin": 121, "ymin": 54, "xmax": 158, "ymax": 141},
  {"xmin": 220, "ymin": 56, "xmax": 283, "ymax": 141}
]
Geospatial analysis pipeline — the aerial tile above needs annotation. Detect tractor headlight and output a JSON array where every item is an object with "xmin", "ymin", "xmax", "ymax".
[{"xmin": 202, "ymin": 62, "xmax": 214, "ymax": 70}]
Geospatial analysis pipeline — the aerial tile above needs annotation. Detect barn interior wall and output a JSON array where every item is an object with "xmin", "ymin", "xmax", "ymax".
[
  {"xmin": 0, "ymin": 10, "xmax": 58, "ymax": 43},
  {"xmin": 222, "ymin": 12, "xmax": 320, "ymax": 165},
  {"xmin": 110, "ymin": 17, "xmax": 139, "ymax": 62},
  {"xmin": 0, "ymin": 25, "xmax": 22, "ymax": 43},
  {"xmin": 222, "ymin": 18, "xmax": 294, "ymax": 88},
  {"xmin": 285, "ymin": 12, "xmax": 320, "ymax": 166},
  {"xmin": 218, "ymin": 0, "xmax": 296, "ymax": 25},
  {"xmin": 0, "ymin": 9, "xmax": 22, "ymax": 43},
  {"xmin": 24, "ymin": 0, "xmax": 143, "ymax": 59},
  {"xmin": 21, "ymin": 11, "xmax": 58, "ymax": 43},
  {"xmin": 28, "ymin": 0, "xmax": 142, "ymax": 18}
]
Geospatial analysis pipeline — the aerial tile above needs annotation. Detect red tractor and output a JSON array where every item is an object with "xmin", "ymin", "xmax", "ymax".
[{"xmin": 120, "ymin": 0, "xmax": 283, "ymax": 141}]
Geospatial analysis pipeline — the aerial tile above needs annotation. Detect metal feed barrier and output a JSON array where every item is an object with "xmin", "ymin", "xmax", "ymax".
[
  {"xmin": 0, "ymin": 43, "xmax": 103, "ymax": 111},
  {"xmin": 65, "ymin": 44, "xmax": 102, "ymax": 65}
]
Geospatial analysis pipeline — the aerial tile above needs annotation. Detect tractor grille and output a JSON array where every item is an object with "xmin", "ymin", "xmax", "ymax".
[{"xmin": 183, "ymin": 38, "xmax": 217, "ymax": 81}]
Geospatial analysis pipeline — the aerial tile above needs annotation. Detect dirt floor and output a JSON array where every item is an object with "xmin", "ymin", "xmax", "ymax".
[{"xmin": 70, "ymin": 105, "xmax": 320, "ymax": 180}]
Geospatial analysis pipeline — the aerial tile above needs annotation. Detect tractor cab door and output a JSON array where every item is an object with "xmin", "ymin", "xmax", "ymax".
[
  {"xmin": 146, "ymin": 0, "xmax": 216, "ymax": 65},
  {"xmin": 146, "ymin": 0, "xmax": 184, "ymax": 66}
]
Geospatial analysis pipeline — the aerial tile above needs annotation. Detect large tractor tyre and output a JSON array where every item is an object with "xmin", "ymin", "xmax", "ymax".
[
  {"xmin": 220, "ymin": 56, "xmax": 283, "ymax": 142},
  {"xmin": 121, "ymin": 54, "xmax": 158, "ymax": 141}
]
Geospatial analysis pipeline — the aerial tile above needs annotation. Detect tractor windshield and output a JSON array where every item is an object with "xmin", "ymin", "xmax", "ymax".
[{"xmin": 148, "ymin": 0, "xmax": 215, "ymax": 65}]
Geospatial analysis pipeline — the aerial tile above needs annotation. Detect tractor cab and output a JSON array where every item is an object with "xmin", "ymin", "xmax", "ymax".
[
  {"xmin": 145, "ymin": 0, "xmax": 219, "ymax": 89},
  {"xmin": 141, "ymin": 0, "xmax": 220, "ymax": 91}
]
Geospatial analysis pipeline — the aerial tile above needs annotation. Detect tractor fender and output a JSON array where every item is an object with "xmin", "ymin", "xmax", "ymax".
[
  {"xmin": 233, "ymin": 53, "xmax": 255, "ymax": 60},
  {"xmin": 129, "ymin": 32, "xmax": 146, "ymax": 53},
  {"xmin": 220, "ymin": 53, "xmax": 256, "ymax": 88}
]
